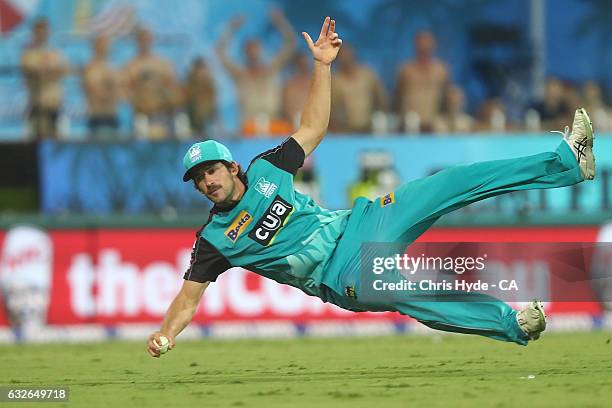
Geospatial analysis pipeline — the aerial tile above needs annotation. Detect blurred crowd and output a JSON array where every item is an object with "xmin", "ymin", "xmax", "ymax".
[{"xmin": 20, "ymin": 15, "xmax": 612, "ymax": 140}]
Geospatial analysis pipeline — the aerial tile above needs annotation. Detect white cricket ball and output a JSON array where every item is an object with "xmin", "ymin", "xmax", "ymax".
[{"xmin": 156, "ymin": 335, "xmax": 169, "ymax": 355}]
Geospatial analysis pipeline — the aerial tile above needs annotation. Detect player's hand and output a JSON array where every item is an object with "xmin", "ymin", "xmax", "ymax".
[
  {"xmin": 147, "ymin": 331, "xmax": 175, "ymax": 358},
  {"xmin": 302, "ymin": 16, "xmax": 342, "ymax": 65}
]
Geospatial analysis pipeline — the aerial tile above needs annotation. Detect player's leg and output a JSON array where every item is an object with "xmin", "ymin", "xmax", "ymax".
[
  {"xmin": 324, "ymin": 222, "xmax": 546, "ymax": 346},
  {"xmin": 321, "ymin": 281, "xmax": 545, "ymax": 345},
  {"xmin": 363, "ymin": 112, "xmax": 592, "ymax": 344},
  {"xmin": 358, "ymin": 220, "xmax": 536, "ymax": 344},
  {"xmin": 325, "ymin": 111, "xmax": 593, "ymax": 346},
  {"xmin": 366, "ymin": 108, "xmax": 594, "ymax": 243},
  {"xmin": 383, "ymin": 291, "xmax": 545, "ymax": 345},
  {"xmin": 368, "ymin": 111, "xmax": 589, "ymax": 342}
]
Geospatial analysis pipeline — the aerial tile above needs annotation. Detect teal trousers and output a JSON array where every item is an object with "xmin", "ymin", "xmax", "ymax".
[{"xmin": 323, "ymin": 141, "xmax": 584, "ymax": 345}]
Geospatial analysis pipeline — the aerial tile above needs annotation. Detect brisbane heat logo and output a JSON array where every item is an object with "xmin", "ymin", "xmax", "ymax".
[
  {"xmin": 254, "ymin": 177, "xmax": 278, "ymax": 198},
  {"xmin": 249, "ymin": 196, "xmax": 293, "ymax": 246},
  {"xmin": 188, "ymin": 145, "xmax": 202, "ymax": 163},
  {"xmin": 225, "ymin": 211, "xmax": 253, "ymax": 242}
]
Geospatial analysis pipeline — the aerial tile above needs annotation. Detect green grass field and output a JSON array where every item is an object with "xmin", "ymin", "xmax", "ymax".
[{"xmin": 3, "ymin": 331, "xmax": 612, "ymax": 407}]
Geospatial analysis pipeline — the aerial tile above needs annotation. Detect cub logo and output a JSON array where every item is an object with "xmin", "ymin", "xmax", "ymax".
[
  {"xmin": 381, "ymin": 192, "xmax": 395, "ymax": 207},
  {"xmin": 254, "ymin": 177, "xmax": 278, "ymax": 198},
  {"xmin": 248, "ymin": 195, "xmax": 293, "ymax": 246},
  {"xmin": 225, "ymin": 210, "xmax": 253, "ymax": 242}
]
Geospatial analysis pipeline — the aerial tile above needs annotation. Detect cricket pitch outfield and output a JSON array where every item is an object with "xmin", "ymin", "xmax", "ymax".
[{"xmin": 3, "ymin": 331, "xmax": 612, "ymax": 407}]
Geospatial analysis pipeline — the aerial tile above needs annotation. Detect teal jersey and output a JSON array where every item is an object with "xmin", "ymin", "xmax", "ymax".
[{"xmin": 184, "ymin": 138, "xmax": 351, "ymax": 298}]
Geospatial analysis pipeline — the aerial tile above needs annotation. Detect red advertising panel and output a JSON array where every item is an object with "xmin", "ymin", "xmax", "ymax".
[
  {"xmin": 0, "ymin": 226, "xmax": 604, "ymax": 328},
  {"xmin": 418, "ymin": 227, "xmax": 602, "ymax": 314}
]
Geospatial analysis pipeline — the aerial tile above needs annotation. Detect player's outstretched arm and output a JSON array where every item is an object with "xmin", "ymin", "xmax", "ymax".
[
  {"xmin": 147, "ymin": 280, "xmax": 209, "ymax": 358},
  {"xmin": 292, "ymin": 16, "xmax": 342, "ymax": 157}
]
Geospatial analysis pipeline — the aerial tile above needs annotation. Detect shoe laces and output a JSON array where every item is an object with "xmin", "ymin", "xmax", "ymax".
[{"xmin": 550, "ymin": 125, "xmax": 570, "ymax": 141}]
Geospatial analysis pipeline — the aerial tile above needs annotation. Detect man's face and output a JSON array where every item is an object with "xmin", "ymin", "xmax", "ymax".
[
  {"xmin": 447, "ymin": 86, "xmax": 465, "ymax": 112},
  {"xmin": 245, "ymin": 40, "xmax": 262, "ymax": 64},
  {"xmin": 136, "ymin": 29, "xmax": 152, "ymax": 53},
  {"xmin": 414, "ymin": 31, "xmax": 435, "ymax": 58},
  {"xmin": 545, "ymin": 78, "xmax": 563, "ymax": 101},
  {"xmin": 33, "ymin": 22, "xmax": 49, "ymax": 44},
  {"xmin": 94, "ymin": 36, "xmax": 109, "ymax": 57},
  {"xmin": 193, "ymin": 162, "xmax": 238, "ymax": 205},
  {"xmin": 192, "ymin": 58, "xmax": 208, "ymax": 78},
  {"xmin": 584, "ymin": 81, "xmax": 601, "ymax": 101}
]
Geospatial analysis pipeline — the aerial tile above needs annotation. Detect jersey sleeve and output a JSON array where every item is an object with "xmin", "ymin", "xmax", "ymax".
[
  {"xmin": 183, "ymin": 236, "xmax": 232, "ymax": 283},
  {"xmin": 251, "ymin": 137, "xmax": 305, "ymax": 175}
]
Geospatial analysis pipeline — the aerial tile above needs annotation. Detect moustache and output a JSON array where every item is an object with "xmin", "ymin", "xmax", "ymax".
[{"xmin": 207, "ymin": 185, "xmax": 221, "ymax": 194}]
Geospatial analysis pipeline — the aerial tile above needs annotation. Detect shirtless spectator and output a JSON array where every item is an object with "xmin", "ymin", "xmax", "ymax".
[
  {"xmin": 124, "ymin": 27, "xmax": 180, "ymax": 139},
  {"xmin": 20, "ymin": 18, "xmax": 69, "ymax": 139},
  {"xmin": 475, "ymin": 98, "xmax": 507, "ymax": 132},
  {"xmin": 583, "ymin": 81, "xmax": 605, "ymax": 114},
  {"xmin": 216, "ymin": 10, "xmax": 296, "ymax": 135},
  {"xmin": 83, "ymin": 35, "xmax": 123, "ymax": 139},
  {"xmin": 184, "ymin": 57, "xmax": 217, "ymax": 136},
  {"xmin": 283, "ymin": 52, "xmax": 311, "ymax": 129},
  {"xmin": 395, "ymin": 31, "xmax": 449, "ymax": 132},
  {"xmin": 530, "ymin": 77, "xmax": 571, "ymax": 130},
  {"xmin": 582, "ymin": 81, "xmax": 610, "ymax": 131},
  {"xmin": 433, "ymin": 85, "xmax": 474, "ymax": 133},
  {"xmin": 331, "ymin": 44, "xmax": 388, "ymax": 133}
]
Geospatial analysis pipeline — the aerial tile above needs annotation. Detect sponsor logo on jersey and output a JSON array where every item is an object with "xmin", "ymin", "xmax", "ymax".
[
  {"xmin": 248, "ymin": 195, "xmax": 293, "ymax": 246},
  {"xmin": 225, "ymin": 210, "xmax": 253, "ymax": 242},
  {"xmin": 381, "ymin": 192, "xmax": 395, "ymax": 207},
  {"xmin": 254, "ymin": 177, "xmax": 278, "ymax": 198}
]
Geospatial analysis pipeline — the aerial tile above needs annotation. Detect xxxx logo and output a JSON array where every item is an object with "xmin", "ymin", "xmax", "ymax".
[{"xmin": 381, "ymin": 192, "xmax": 395, "ymax": 207}]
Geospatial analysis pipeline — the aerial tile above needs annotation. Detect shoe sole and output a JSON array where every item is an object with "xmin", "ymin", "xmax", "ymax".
[{"xmin": 578, "ymin": 108, "xmax": 595, "ymax": 180}]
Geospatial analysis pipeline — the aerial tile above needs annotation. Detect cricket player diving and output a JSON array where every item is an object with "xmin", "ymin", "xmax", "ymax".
[{"xmin": 147, "ymin": 17, "xmax": 596, "ymax": 356}]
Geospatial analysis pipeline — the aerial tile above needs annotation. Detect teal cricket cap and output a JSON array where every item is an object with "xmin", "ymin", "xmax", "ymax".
[{"xmin": 182, "ymin": 140, "xmax": 233, "ymax": 182}]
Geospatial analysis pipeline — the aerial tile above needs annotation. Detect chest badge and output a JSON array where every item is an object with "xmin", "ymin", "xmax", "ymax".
[{"xmin": 254, "ymin": 177, "xmax": 278, "ymax": 198}]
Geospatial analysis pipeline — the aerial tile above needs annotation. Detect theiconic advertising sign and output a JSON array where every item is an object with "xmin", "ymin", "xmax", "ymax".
[{"xmin": 0, "ymin": 226, "xmax": 605, "ymax": 330}]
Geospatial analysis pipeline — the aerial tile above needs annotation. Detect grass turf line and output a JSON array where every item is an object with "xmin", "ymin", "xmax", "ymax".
[{"xmin": 3, "ymin": 331, "xmax": 612, "ymax": 408}]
